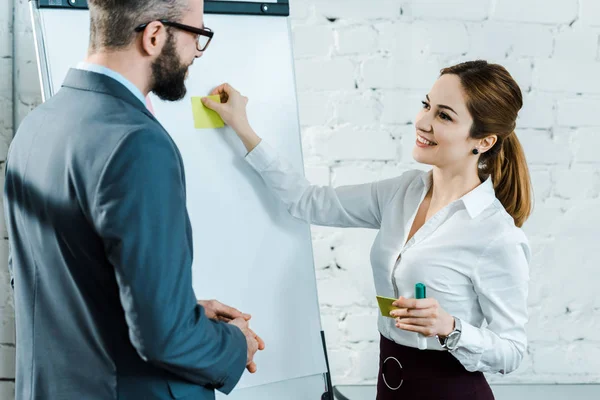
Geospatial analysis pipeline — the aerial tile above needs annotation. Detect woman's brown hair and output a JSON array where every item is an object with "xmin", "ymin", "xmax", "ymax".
[{"xmin": 441, "ymin": 61, "xmax": 532, "ymax": 227}]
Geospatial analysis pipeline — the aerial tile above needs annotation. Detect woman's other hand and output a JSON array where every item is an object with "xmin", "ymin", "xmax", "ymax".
[{"xmin": 390, "ymin": 296, "xmax": 455, "ymax": 338}]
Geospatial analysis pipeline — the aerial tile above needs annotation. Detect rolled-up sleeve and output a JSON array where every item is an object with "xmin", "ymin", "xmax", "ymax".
[{"xmin": 451, "ymin": 232, "xmax": 530, "ymax": 374}]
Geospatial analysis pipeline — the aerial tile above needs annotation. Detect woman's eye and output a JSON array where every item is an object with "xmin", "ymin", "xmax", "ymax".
[
  {"xmin": 440, "ymin": 112, "xmax": 452, "ymax": 121},
  {"xmin": 421, "ymin": 101, "xmax": 430, "ymax": 109}
]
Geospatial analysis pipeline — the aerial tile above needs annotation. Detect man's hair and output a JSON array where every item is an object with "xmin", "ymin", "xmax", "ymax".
[{"xmin": 88, "ymin": 0, "xmax": 189, "ymax": 51}]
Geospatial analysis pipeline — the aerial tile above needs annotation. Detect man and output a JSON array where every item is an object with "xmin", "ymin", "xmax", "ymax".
[{"xmin": 3, "ymin": 0, "xmax": 263, "ymax": 398}]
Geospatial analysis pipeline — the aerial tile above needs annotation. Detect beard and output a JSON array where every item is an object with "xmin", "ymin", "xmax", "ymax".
[{"xmin": 150, "ymin": 32, "xmax": 190, "ymax": 102}]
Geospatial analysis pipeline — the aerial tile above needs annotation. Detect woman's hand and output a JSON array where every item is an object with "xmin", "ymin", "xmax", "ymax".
[
  {"xmin": 202, "ymin": 83, "xmax": 261, "ymax": 152},
  {"xmin": 390, "ymin": 297, "xmax": 455, "ymax": 338}
]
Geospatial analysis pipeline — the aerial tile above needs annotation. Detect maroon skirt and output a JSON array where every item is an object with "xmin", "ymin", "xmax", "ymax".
[{"xmin": 377, "ymin": 335, "xmax": 495, "ymax": 400}]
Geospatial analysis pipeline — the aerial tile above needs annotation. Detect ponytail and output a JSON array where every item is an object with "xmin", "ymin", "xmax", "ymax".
[
  {"xmin": 441, "ymin": 61, "xmax": 533, "ymax": 227},
  {"xmin": 485, "ymin": 132, "xmax": 532, "ymax": 227}
]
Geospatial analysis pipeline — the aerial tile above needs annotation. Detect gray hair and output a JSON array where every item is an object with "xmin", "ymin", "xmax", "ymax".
[{"xmin": 88, "ymin": 0, "xmax": 189, "ymax": 51}]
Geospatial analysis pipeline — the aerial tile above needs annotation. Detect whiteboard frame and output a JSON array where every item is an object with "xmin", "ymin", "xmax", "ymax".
[{"xmin": 36, "ymin": 0, "xmax": 291, "ymax": 16}]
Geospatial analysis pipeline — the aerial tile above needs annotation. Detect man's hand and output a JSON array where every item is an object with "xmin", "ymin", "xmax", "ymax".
[
  {"xmin": 229, "ymin": 317, "xmax": 266, "ymax": 374},
  {"xmin": 198, "ymin": 299, "xmax": 251, "ymax": 323}
]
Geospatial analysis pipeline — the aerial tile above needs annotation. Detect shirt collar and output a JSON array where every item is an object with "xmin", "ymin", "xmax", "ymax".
[
  {"xmin": 420, "ymin": 170, "xmax": 497, "ymax": 219},
  {"xmin": 76, "ymin": 62, "xmax": 146, "ymax": 106},
  {"xmin": 461, "ymin": 176, "xmax": 496, "ymax": 219}
]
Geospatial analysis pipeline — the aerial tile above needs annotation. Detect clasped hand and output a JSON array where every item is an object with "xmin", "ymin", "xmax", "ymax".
[{"xmin": 198, "ymin": 300, "xmax": 265, "ymax": 373}]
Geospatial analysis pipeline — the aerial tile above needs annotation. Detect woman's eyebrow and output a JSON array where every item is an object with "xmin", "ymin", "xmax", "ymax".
[{"xmin": 426, "ymin": 94, "xmax": 458, "ymax": 116}]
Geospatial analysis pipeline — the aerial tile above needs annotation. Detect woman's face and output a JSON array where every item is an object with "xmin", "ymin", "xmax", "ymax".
[{"xmin": 413, "ymin": 74, "xmax": 479, "ymax": 169}]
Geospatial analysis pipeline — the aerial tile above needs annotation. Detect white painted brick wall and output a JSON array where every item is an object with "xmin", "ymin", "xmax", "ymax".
[
  {"xmin": 581, "ymin": 0, "xmax": 600, "ymax": 27},
  {"xmin": 0, "ymin": 0, "xmax": 14, "ymax": 396},
  {"xmin": 2, "ymin": 0, "xmax": 600, "ymax": 395},
  {"xmin": 535, "ymin": 59, "xmax": 600, "ymax": 93},
  {"xmin": 572, "ymin": 128, "xmax": 600, "ymax": 164},
  {"xmin": 558, "ymin": 98, "xmax": 600, "ymax": 127},
  {"xmin": 313, "ymin": 0, "xmax": 402, "ymax": 20},
  {"xmin": 403, "ymin": 0, "xmax": 490, "ymax": 22},
  {"xmin": 295, "ymin": 58, "xmax": 356, "ymax": 90},
  {"xmin": 518, "ymin": 93, "xmax": 555, "ymax": 129},
  {"xmin": 377, "ymin": 21, "xmax": 470, "ymax": 57},
  {"xmin": 553, "ymin": 26, "xmax": 599, "ymax": 61},
  {"xmin": 493, "ymin": 0, "xmax": 579, "ymax": 25},
  {"xmin": 294, "ymin": 0, "xmax": 600, "ymax": 387},
  {"xmin": 363, "ymin": 58, "xmax": 442, "ymax": 89},
  {"xmin": 467, "ymin": 22, "xmax": 554, "ymax": 59},
  {"xmin": 337, "ymin": 25, "xmax": 378, "ymax": 56}
]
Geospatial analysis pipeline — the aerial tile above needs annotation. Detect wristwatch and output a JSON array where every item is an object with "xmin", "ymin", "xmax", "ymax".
[{"xmin": 438, "ymin": 317, "xmax": 462, "ymax": 351}]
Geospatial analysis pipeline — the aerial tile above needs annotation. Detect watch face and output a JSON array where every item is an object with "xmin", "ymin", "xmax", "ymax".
[{"xmin": 446, "ymin": 331, "xmax": 460, "ymax": 349}]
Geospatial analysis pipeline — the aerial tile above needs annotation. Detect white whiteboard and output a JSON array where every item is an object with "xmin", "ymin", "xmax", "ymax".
[{"xmin": 31, "ymin": 5, "xmax": 328, "ymax": 396}]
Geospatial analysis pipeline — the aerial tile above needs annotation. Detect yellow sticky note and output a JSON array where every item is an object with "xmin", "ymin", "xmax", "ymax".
[
  {"xmin": 376, "ymin": 295, "xmax": 399, "ymax": 318},
  {"xmin": 191, "ymin": 95, "xmax": 224, "ymax": 129}
]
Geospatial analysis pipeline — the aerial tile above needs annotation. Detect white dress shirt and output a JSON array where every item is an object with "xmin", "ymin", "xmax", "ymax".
[{"xmin": 245, "ymin": 140, "xmax": 530, "ymax": 375}]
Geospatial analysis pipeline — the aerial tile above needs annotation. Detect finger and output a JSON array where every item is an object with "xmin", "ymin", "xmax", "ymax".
[
  {"xmin": 395, "ymin": 317, "xmax": 434, "ymax": 327},
  {"xmin": 247, "ymin": 361, "xmax": 257, "ymax": 374},
  {"xmin": 247, "ymin": 328, "xmax": 265, "ymax": 350},
  {"xmin": 248, "ymin": 328, "xmax": 263, "ymax": 342},
  {"xmin": 392, "ymin": 296, "xmax": 415, "ymax": 308},
  {"xmin": 210, "ymin": 83, "xmax": 236, "ymax": 96},
  {"xmin": 255, "ymin": 334, "xmax": 266, "ymax": 350},
  {"xmin": 214, "ymin": 303, "xmax": 244, "ymax": 320},
  {"xmin": 201, "ymin": 96, "xmax": 224, "ymax": 112},
  {"xmin": 390, "ymin": 308, "xmax": 430, "ymax": 318},
  {"xmin": 389, "ymin": 308, "xmax": 408, "ymax": 318},
  {"xmin": 209, "ymin": 83, "xmax": 228, "ymax": 96},
  {"xmin": 228, "ymin": 317, "xmax": 249, "ymax": 330},
  {"xmin": 393, "ymin": 297, "xmax": 437, "ymax": 309},
  {"xmin": 395, "ymin": 321, "xmax": 435, "ymax": 337},
  {"xmin": 243, "ymin": 313, "xmax": 252, "ymax": 321}
]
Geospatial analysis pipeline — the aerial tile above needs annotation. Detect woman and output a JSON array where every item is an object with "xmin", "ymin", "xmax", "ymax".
[{"xmin": 203, "ymin": 60, "xmax": 532, "ymax": 400}]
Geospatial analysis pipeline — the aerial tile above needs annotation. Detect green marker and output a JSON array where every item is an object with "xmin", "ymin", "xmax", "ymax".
[
  {"xmin": 415, "ymin": 283, "xmax": 427, "ymax": 350},
  {"xmin": 415, "ymin": 283, "xmax": 426, "ymax": 300}
]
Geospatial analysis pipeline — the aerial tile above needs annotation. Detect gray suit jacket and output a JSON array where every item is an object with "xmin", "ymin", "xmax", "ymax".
[{"xmin": 4, "ymin": 69, "xmax": 247, "ymax": 399}]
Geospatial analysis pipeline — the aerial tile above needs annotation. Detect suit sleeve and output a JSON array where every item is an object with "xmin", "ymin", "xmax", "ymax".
[{"xmin": 91, "ymin": 129, "xmax": 247, "ymax": 394}]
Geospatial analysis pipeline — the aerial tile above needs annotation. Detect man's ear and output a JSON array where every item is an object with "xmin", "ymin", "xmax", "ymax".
[{"xmin": 140, "ymin": 21, "xmax": 168, "ymax": 57}]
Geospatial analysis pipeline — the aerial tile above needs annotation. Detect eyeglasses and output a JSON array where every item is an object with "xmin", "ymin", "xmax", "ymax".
[{"xmin": 134, "ymin": 19, "xmax": 214, "ymax": 52}]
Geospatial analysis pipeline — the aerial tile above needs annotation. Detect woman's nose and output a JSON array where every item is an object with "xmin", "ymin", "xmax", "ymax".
[{"xmin": 415, "ymin": 113, "xmax": 433, "ymax": 134}]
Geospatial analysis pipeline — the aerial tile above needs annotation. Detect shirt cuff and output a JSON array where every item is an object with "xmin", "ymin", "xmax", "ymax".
[
  {"xmin": 456, "ymin": 319, "xmax": 484, "ymax": 353},
  {"xmin": 244, "ymin": 140, "xmax": 277, "ymax": 172},
  {"xmin": 448, "ymin": 319, "xmax": 486, "ymax": 372}
]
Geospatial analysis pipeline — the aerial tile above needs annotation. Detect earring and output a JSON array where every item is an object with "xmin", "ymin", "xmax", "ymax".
[{"xmin": 472, "ymin": 148, "xmax": 479, "ymax": 155}]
